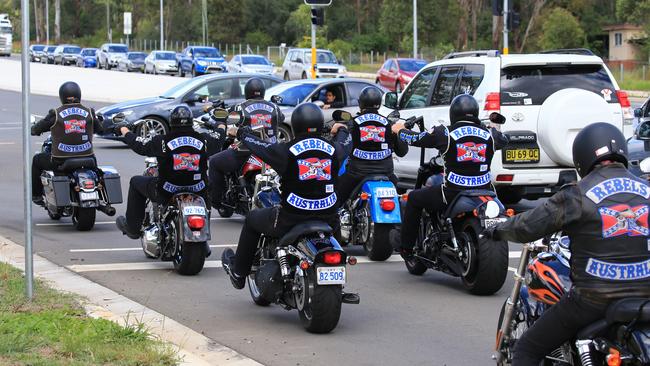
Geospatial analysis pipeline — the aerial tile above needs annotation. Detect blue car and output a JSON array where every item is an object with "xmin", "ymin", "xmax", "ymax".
[
  {"xmin": 76, "ymin": 48, "xmax": 97, "ymax": 68},
  {"xmin": 177, "ymin": 46, "xmax": 227, "ymax": 77}
]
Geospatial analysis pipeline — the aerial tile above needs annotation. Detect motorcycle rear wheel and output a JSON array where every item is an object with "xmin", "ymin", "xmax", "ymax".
[
  {"xmin": 296, "ymin": 271, "xmax": 342, "ymax": 334},
  {"xmin": 72, "ymin": 207, "xmax": 96, "ymax": 231},
  {"xmin": 459, "ymin": 218, "xmax": 508, "ymax": 295},
  {"xmin": 217, "ymin": 206, "xmax": 234, "ymax": 218},
  {"xmin": 363, "ymin": 222, "xmax": 394, "ymax": 261},
  {"xmin": 173, "ymin": 242, "xmax": 206, "ymax": 275}
]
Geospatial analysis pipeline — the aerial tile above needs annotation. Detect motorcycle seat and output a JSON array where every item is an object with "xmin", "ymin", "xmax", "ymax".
[
  {"xmin": 347, "ymin": 175, "xmax": 393, "ymax": 202},
  {"xmin": 278, "ymin": 221, "xmax": 333, "ymax": 247},
  {"xmin": 606, "ymin": 298, "xmax": 650, "ymax": 324},
  {"xmin": 443, "ymin": 189, "xmax": 497, "ymax": 218},
  {"xmin": 57, "ymin": 157, "xmax": 97, "ymax": 172}
]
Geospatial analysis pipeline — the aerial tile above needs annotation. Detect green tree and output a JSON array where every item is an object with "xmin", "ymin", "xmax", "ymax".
[{"xmin": 538, "ymin": 7, "xmax": 585, "ymax": 50}]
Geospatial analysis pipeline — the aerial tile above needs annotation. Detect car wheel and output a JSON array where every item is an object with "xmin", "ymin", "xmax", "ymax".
[
  {"xmin": 191, "ymin": 66, "xmax": 198, "ymax": 77},
  {"xmin": 277, "ymin": 124, "xmax": 293, "ymax": 143},
  {"xmin": 284, "ymin": 71, "xmax": 290, "ymax": 81},
  {"xmin": 153, "ymin": 66, "xmax": 157, "ymax": 75},
  {"xmin": 301, "ymin": 72, "xmax": 307, "ymax": 79},
  {"xmin": 178, "ymin": 65, "xmax": 185, "ymax": 77},
  {"xmin": 136, "ymin": 117, "xmax": 169, "ymax": 139}
]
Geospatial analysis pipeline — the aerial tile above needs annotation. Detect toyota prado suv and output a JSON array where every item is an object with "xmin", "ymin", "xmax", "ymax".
[{"xmin": 380, "ymin": 49, "xmax": 633, "ymax": 203}]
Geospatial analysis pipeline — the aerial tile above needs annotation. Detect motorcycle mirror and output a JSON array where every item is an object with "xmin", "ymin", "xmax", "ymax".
[
  {"xmin": 489, "ymin": 112, "xmax": 506, "ymax": 124},
  {"xmin": 641, "ymin": 157, "xmax": 650, "ymax": 174},
  {"xmin": 332, "ymin": 110, "xmax": 352, "ymax": 122},
  {"xmin": 387, "ymin": 110, "xmax": 401, "ymax": 123},
  {"xmin": 270, "ymin": 95, "xmax": 283, "ymax": 104},
  {"xmin": 484, "ymin": 200, "xmax": 500, "ymax": 219},
  {"xmin": 383, "ymin": 92, "xmax": 399, "ymax": 110},
  {"xmin": 112, "ymin": 112, "xmax": 126, "ymax": 124},
  {"xmin": 211, "ymin": 108, "xmax": 229, "ymax": 121}
]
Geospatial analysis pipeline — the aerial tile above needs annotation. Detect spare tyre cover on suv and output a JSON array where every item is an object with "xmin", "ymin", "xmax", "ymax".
[{"xmin": 537, "ymin": 88, "xmax": 619, "ymax": 167}]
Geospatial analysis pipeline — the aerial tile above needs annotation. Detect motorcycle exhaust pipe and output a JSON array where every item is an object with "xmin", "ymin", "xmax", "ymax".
[{"xmin": 97, "ymin": 205, "xmax": 116, "ymax": 216}]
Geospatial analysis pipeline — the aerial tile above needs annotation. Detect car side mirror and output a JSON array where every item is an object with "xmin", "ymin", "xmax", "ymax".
[
  {"xmin": 383, "ymin": 92, "xmax": 398, "ymax": 110},
  {"xmin": 270, "ymin": 95, "xmax": 283, "ymax": 104},
  {"xmin": 295, "ymin": 58, "xmax": 303, "ymax": 64},
  {"xmin": 489, "ymin": 112, "xmax": 506, "ymax": 124},
  {"xmin": 271, "ymin": 62, "xmax": 276, "ymax": 67},
  {"xmin": 636, "ymin": 121, "xmax": 650, "ymax": 140},
  {"xmin": 332, "ymin": 110, "xmax": 352, "ymax": 122},
  {"xmin": 236, "ymin": 62, "xmax": 241, "ymax": 66},
  {"xmin": 634, "ymin": 108, "xmax": 643, "ymax": 118},
  {"xmin": 184, "ymin": 94, "xmax": 203, "ymax": 104},
  {"xmin": 112, "ymin": 113, "xmax": 126, "ymax": 124},
  {"xmin": 338, "ymin": 60, "xmax": 343, "ymax": 65},
  {"xmin": 387, "ymin": 110, "xmax": 401, "ymax": 123}
]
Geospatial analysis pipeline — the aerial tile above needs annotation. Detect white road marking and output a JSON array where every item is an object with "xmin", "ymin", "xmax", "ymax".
[
  {"xmin": 508, "ymin": 267, "xmax": 517, "ymax": 273},
  {"xmin": 0, "ymin": 127, "xmax": 20, "ymax": 130},
  {"xmin": 509, "ymin": 251, "xmax": 521, "ymax": 258},
  {"xmin": 36, "ymin": 216, "xmax": 242, "ymax": 227},
  {"xmin": 0, "ymin": 142, "xmax": 15, "ymax": 145},
  {"xmin": 68, "ymin": 261, "xmax": 223, "ymax": 272},
  {"xmin": 70, "ymin": 244, "xmax": 236, "ymax": 253}
]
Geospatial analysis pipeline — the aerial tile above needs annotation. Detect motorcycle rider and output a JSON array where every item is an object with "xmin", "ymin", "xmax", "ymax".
[
  {"xmin": 336, "ymin": 86, "xmax": 409, "ymax": 205},
  {"xmin": 391, "ymin": 94, "xmax": 508, "ymax": 258},
  {"xmin": 208, "ymin": 77, "xmax": 284, "ymax": 209},
  {"xmin": 114, "ymin": 105, "xmax": 224, "ymax": 246},
  {"xmin": 221, "ymin": 103, "xmax": 352, "ymax": 289},
  {"xmin": 31, "ymin": 81, "xmax": 107, "ymax": 206},
  {"xmin": 484, "ymin": 122, "xmax": 650, "ymax": 366}
]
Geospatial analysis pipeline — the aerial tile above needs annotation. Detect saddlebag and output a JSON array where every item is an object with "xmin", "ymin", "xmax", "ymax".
[
  {"xmin": 42, "ymin": 172, "xmax": 71, "ymax": 206},
  {"xmin": 255, "ymin": 261, "xmax": 282, "ymax": 303},
  {"xmin": 100, "ymin": 166, "xmax": 123, "ymax": 204}
]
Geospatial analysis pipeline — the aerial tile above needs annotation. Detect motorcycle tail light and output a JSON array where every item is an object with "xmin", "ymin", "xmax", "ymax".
[
  {"xmin": 187, "ymin": 215, "xmax": 205, "ymax": 230},
  {"xmin": 359, "ymin": 192, "xmax": 370, "ymax": 200},
  {"xmin": 83, "ymin": 180, "xmax": 95, "ymax": 189},
  {"xmin": 323, "ymin": 251, "xmax": 342, "ymax": 265},
  {"xmin": 380, "ymin": 199, "xmax": 395, "ymax": 211}
]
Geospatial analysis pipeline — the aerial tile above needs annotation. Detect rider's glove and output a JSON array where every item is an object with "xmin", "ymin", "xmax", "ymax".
[
  {"xmin": 236, "ymin": 125, "xmax": 253, "ymax": 141},
  {"xmin": 113, "ymin": 123, "xmax": 127, "ymax": 136}
]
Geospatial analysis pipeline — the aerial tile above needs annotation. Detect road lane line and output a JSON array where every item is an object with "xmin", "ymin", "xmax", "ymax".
[
  {"xmin": 0, "ymin": 142, "xmax": 15, "ymax": 145},
  {"xmin": 68, "ymin": 261, "xmax": 224, "ymax": 272},
  {"xmin": 70, "ymin": 244, "xmax": 237, "ymax": 252},
  {"xmin": 36, "ymin": 216, "xmax": 242, "ymax": 227}
]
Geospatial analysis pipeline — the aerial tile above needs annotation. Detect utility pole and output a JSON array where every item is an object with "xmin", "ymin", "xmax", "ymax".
[
  {"xmin": 413, "ymin": 0, "xmax": 417, "ymax": 59},
  {"xmin": 45, "ymin": 0, "xmax": 49, "ymax": 45},
  {"xmin": 202, "ymin": 0, "xmax": 207, "ymax": 45},
  {"xmin": 502, "ymin": 0, "xmax": 509, "ymax": 54},
  {"xmin": 54, "ymin": 0, "xmax": 59, "ymax": 43},
  {"xmin": 160, "ymin": 0, "xmax": 164, "ymax": 50},
  {"xmin": 106, "ymin": 0, "xmax": 111, "ymax": 42}
]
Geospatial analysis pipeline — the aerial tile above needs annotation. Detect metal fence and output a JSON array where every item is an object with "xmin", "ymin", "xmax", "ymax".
[{"xmin": 120, "ymin": 38, "xmax": 267, "ymax": 60}]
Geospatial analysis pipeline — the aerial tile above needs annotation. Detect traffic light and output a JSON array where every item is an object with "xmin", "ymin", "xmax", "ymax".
[
  {"xmin": 508, "ymin": 11, "xmax": 521, "ymax": 30},
  {"xmin": 311, "ymin": 8, "xmax": 324, "ymax": 26},
  {"xmin": 304, "ymin": 0, "xmax": 332, "ymax": 5}
]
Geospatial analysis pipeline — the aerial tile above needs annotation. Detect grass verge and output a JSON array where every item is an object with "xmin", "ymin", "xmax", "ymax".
[{"xmin": 0, "ymin": 262, "xmax": 180, "ymax": 366}]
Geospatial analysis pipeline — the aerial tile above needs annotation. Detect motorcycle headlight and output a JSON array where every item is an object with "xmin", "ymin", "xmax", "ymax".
[{"xmin": 197, "ymin": 60, "xmax": 207, "ymax": 66}]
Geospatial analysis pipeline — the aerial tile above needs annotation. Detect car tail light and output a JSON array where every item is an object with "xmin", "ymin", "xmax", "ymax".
[
  {"xmin": 496, "ymin": 174, "xmax": 514, "ymax": 182},
  {"xmin": 484, "ymin": 92, "xmax": 501, "ymax": 112},
  {"xmin": 187, "ymin": 215, "xmax": 205, "ymax": 230},
  {"xmin": 617, "ymin": 90, "xmax": 631, "ymax": 107},
  {"xmin": 323, "ymin": 251, "xmax": 342, "ymax": 265},
  {"xmin": 380, "ymin": 199, "xmax": 396, "ymax": 211}
]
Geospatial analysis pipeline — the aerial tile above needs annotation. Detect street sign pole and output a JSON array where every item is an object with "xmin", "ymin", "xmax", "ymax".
[
  {"xmin": 502, "ymin": 0, "xmax": 509, "ymax": 55},
  {"xmin": 45, "ymin": 0, "xmax": 49, "ymax": 45},
  {"xmin": 21, "ymin": 0, "xmax": 34, "ymax": 300},
  {"xmin": 413, "ymin": 0, "xmax": 417, "ymax": 59},
  {"xmin": 124, "ymin": 12, "xmax": 132, "ymax": 48},
  {"xmin": 311, "ymin": 9, "xmax": 316, "ymax": 79},
  {"xmin": 160, "ymin": 0, "xmax": 164, "ymax": 50}
]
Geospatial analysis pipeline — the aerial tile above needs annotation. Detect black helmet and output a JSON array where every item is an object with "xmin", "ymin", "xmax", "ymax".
[
  {"xmin": 449, "ymin": 94, "xmax": 479, "ymax": 124},
  {"xmin": 244, "ymin": 77, "xmax": 266, "ymax": 99},
  {"xmin": 169, "ymin": 105, "xmax": 192, "ymax": 129},
  {"xmin": 291, "ymin": 103, "xmax": 324, "ymax": 136},
  {"xmin": 59, "ymin": 81, "xmax": 81, "ymax": 104},
  {"xmin": 359, "ymin": 86, "xmax": 382, "ymax": 111},
  {"xmin": 572, "ymin": 122, "xmax": 628, "ymax": 178}
]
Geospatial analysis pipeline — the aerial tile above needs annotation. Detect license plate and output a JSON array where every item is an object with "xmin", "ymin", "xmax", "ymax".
[
  {"xmin": 505, "ymin": 148, "xmax": 540, "ymax": 163},
  {"xmin": 484, "ymin": 218, "xmax": 507, "ymax": 229},
  {"xmin": 374, "ymin": 187, "xmax": 397, "ymax": 198},
  {"xmin": 316, "ymin": 266, "xmax": 346, "ymax": 285},
  {"xmin": 79, "ymin": 191, "xmax": 99, "ymax": 201},
  {"xmin": 183, "ymin": 206, "xmax": 206, "ymax": 216}
]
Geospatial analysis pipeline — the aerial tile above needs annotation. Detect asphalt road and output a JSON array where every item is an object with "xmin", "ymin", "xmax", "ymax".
[{"xmin": 0, "ymin": 88, "xmax": 544, "ymax": 366}]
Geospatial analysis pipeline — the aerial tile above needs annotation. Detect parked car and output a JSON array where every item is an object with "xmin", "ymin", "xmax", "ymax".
[
  {"xmin": 117, "ymin": 52, "xmax": 146, "ymax": 72},
  {"xmin": 96, "ymin": 73, "xmax": 282, "ymax": 139},
  {"xmin": 281, "ymin": 48, "xmax": 347, "ymax": 80},
  {"xmin": 76, "ymin": 48, "xmax": 97, "ymax": 67},
  {"xmin": 379, "ymin": 49, "xmax": 634, "ymax": 201},
  {"xmin": 97, "ymin": 43, "xmax": 128, "ymax": 70},
  {"xmin": 40, "ymin": 45, "xmax": 57, "ymax": 64},
  {"xmin": 228, "ymin": 54, "xmax": 274, "ymax": 75},
  {"xmin": 144, "ymin": 50, "xmax": 178, "ymax": 75},
  {"xmin": 52, "ymin": 44, "xmax": 81, "ymax": 65},
  {"xmin": 29, "ymin": 44, "xmax": 46, "ymax": 62},
  {"xmin": 177, "ymin": 46, "xmax": 226, "ymax": 77},
  {"xmin": 376, "ymin": 58, "xmax": 427, "ymax": 93},
  {"xmin": 264, "ymin": 78, "xmax": 380, "ymax": 141}
]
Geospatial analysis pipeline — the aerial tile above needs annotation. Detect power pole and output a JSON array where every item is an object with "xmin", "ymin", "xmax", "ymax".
[
  {"xmin": 202, "ymin": 0, "xmax": 207, "ymax": 45},
  {"xmin": 54, "ymin": 0, "xmax": 59, "ymax": 43},
  {"xmin": 106, "ymin": 0, "xmax": 111, "ymax": 42},
  {"xmin": 413, "ymin": 0, "xmax": 417, "ymax": 58},
  {"xmin": 502, "ymin": 0, "xmax": 509, "ymax": 54},
  {"xmin": 45, "ymin": 0, "xmax": 49, "ymax": 45},
  {"xmin": 160, "ymin": 0, "xmax": 164, "ymax": 50}
]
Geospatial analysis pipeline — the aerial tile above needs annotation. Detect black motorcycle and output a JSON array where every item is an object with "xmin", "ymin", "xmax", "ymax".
[
  {"xmin": 400, "ymin": 112, "xmax": 510, "ymax": 295},
  {"xmin": 246, "ymin": 221, "xmax": 360, "ymax": 333},
  {"xmin": 35, "ymin": 116, "xmax": 122, "ymax": 231},
  {"xmin": 495, "ymin": 235, "xmax": 650, "ymax": 365}
]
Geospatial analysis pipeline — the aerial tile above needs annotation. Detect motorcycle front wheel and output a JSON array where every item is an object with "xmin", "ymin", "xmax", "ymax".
[{"xmin": 295, "ymin": 270, "xmax": 342, "ymax": 334}]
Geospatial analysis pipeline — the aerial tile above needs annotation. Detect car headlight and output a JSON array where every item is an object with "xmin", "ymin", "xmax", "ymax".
[{"xmin": 197, "ymin": 61, "xmax": 207, "ymax": 66}]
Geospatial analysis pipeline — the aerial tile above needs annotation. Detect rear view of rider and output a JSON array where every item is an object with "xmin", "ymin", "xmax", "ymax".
[
  {"xmin": 484, "ymin": 123, "xmax": 650, "ymax": 365},
  {"xmin": 337, "ymin": 86, "xmax": 408, "ymax": 205},
  {"xmin": 391, "ymin": 94, "xmax": 508, "ymax": 258},
  {"xmin": 115, "ymin": 105, "xmax": 224, "ymax": 242},
  {"xmin": 208, "ymin": 77, "xmax": 284, "ymax": 209},
  {"xmin": 221, "ymin": 103, "xmax": 352, "ymax": 289},
  {"xmin": 31, "ymin": 81, "xmax": 107, "ymax": 205}
]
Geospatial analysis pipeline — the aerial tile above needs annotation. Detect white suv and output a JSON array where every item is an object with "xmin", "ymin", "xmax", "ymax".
[
  {"xmin": 281, "ymin": 48, "xmax": 347, "ymax": 80},
  {"xmin": 380, "ymin": 50, "xmax": 634, "ymax": 203}
]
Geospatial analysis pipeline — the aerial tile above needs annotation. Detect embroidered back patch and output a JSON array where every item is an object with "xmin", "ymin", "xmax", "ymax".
[{"xmin": 599, "ymin": 204, "xmax": 649, "ymax": 238}]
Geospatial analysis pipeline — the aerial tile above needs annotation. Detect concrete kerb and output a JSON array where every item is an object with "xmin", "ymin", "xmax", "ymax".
[{"xmin": 0, "ymin": 235, "xmax": 263, "ymax": 366}]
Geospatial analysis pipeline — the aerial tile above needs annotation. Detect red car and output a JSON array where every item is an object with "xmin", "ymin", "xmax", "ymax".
[{"xmin": 375, "ymin": 58, "xmax": 428, "ymax": 93}]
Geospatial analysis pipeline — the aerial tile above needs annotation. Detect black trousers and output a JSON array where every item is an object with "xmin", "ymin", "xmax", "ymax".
[
  {"xmin": 512, "ymin": 289, "xmax": 607, "ymax": 366},
  {"xmin": 208, "ymin": 148, "xmax": 249, "ymax": 206},
  {"xmin": 125, "ymin": 175, "xmax": 158, "ymax": 233},
  {"xmin": 401, "ymin": 185, "xmax": 458, "ymax": 250},
  {"xmin": 32, "ymin": 152, "xmax": 60, "ymax": 197},
  {"xmin": 337, "ymin": 171, "xmax": 399, "ymax": 205},
  {"xmin": 233, "ymin": 207, "xmax": 338, "ymax": 277}
]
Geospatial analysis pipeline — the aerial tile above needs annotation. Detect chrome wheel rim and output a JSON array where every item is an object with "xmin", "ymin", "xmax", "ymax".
[{"xmin": 140, "ymin": 119, "xmax": 166, "ymax": 139}]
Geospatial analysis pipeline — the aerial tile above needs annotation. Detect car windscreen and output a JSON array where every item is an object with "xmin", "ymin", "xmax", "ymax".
[
  {"xmin": 398, "ymin": 60, "xmax": 427, "ymax": 72},
  {"xmin": 33, "ymin": 45, "xmax": 45, "ymax": 51},
  {"xmin": 128, "ymin": 53, "xmax": 145, "ymax": 61},
  {"xmin": 194, "ymin": 48, "xmax": 220, "ymax": 58},
  {"xmin": 108, "ymin": 45, "xmax": 128, "ymax": 53},
  {"xmin": 63, "ymin": 47, "xmax": 81, "ymax": 54},
  {"xmin": 160, "ymin": 78, "xmax": 201, "ymax": 99},
  {"xmin": 305, "ymin": 51, "xmax": 337, "ymax": 64},
  {"xmin": 46, "ymin": 46, "xmax": 56, "ymax": 52},
  {"xmin": 265, "ymin": 83, "xmax": 317, "ymax": 106},
  {"xmin": 155, "ymin": 52, "xmax": 176, "ymax": 60},
  {"xmin": 500, "ymin": 64, "xmax": 618, "ymax": 106},
  {"xmin": 242, "ymin": 56, "xmax": 270, "ymax": 65},
  {"xmin": 81, "ymin": 49, "xmax": 96, "ymax": 56}
]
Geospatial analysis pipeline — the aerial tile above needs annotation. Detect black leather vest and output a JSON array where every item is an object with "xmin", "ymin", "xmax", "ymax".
[
  {"xmin": 51, "ymin": 104, "xmax": 94, "ymax": 158},
  {"xmin": 281, "ymin": 136, "xmax": 340, "ymax": 216},
  {"xmin": 569, "ymin": 164, "xmax": 650, "ymax": 299},
  {"xmin": 443, "ymin": 121, "xmax": 494, "ymax": 191},
  {"xmin": 240, "ymin": 99, "xmax": 279, "ymax": 143},
  {"xmin": 157, "ymin": 129, "xmax": 209, "ymax": 197}
]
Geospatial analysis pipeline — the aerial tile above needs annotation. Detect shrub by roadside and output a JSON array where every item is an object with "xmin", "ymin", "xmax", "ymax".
[{"xmin": 0, "ymin": 262, "xmax": 179, "ymax": 366}]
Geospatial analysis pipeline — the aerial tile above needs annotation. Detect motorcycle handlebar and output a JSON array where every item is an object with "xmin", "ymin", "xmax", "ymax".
[{"xmin": 404, "ymin": 116, "xmax": 424, "ymax": 130}]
